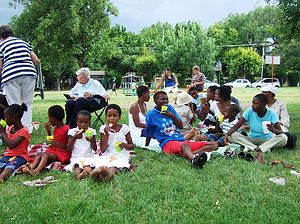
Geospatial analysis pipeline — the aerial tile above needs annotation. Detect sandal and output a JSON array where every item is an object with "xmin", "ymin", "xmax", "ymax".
[
  {"xmin": 238, "ymin": 152, "xmax": 254, "ymax": 162},
  {"xmin": 23, "ymin": 179, "xmax": 46, "ymax": 187},
  {"xmin": 192, "ymin": 153, "xmax": 207, "ymax": 169},
  {"xmin": 41, "ymin": 176, "xmax": 58, "ymax": 183}
]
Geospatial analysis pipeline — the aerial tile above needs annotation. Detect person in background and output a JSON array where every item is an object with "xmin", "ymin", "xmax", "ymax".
[
  {"xmin": 261, "ymin": 85, "xmax": 289, "ymax": 132},
  {"xmin": 191, "ymin": 66, "xmax": 205, "ymax": 92},
  {"xmin": 154, "ymin": 67, "xmax": 179, "ymax": 96},
  {"xmin": 111, "ymin": 77, "xmax": 117, "ymax": 96},
  {"xmin": 174, "ymin": 91, "xmax": 196, "ymax": 135},
  {"xmin": 65, "ymin": 67, "xmax": 110, "ymax": 128},
  {"xmin": 0, "ymin": 25, "xmax": 40, "ymax": 134}
]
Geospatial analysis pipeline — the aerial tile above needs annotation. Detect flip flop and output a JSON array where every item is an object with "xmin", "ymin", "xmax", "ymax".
[
  {"xmin": 41, "ymin": 176, "xmax": 58, "ymax": 183},
  {"xmin": 23, "ymin": 179, "xmax": 46, "ymax": 187}
]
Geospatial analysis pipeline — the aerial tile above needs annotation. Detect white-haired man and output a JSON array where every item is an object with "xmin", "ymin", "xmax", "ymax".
[{"xmin": 65, "ymin": 68, "xmax": 110, "ymax": 128}]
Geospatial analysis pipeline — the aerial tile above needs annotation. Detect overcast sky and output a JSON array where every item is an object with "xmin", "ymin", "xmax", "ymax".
[{"xmin": 1, "ymin": 0, "xmax": 267, "ymax": 33}]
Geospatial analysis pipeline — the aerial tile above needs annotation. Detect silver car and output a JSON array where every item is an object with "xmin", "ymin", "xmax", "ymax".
[
  {"xmin": 204, "ymin": 80, "xmax": 220, "ymax": 89},
  {"xmin": 251, "ymin": 78, "xmax": 281, "ymax": 88}
]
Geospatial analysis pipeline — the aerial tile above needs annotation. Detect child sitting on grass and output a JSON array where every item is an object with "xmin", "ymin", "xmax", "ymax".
[
  {"xmin": 145, "ymin": 91, "xmax": 218, "ymax": 169},
  {"xmin": 99, "ymin": 104, "xmax": 134, "ymax": 154},
  {"xmin": 91, "ymin": 104, "xmax": 134, "ymax": 182},
  {"xmin": 22, "ymin": 105, "xmax": 69, "ymax": 175},
  {"xmin": 207, "ymin": 104, "xmax": 240, "ymax": 146},
  {"xmin": 0, "ymin": 104, "xmax": 30, "ymax": 182},
  {"xmin": 64, "ymin": 110, "xmax": 97, "ymax": 180}
]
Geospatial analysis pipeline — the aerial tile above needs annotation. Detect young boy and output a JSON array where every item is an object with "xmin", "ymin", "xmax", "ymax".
[
  {"xmin": 23, "ymin": 105, "xmax": 69, "ymax": 175},
  {"xmin": 224, "ymin": 94, "xmax": 288, "ymax": 163},
  {"xmin": 207, "ymin": 104, "xmax": 240, "ymax": 146},
  {"xmin": 145, "ymin": 91, "xmax": 218, "ymax": 169}
]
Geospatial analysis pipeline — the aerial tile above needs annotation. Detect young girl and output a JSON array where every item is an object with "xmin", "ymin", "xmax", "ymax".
[
  {"xmin": 100, "ymin": 104, "xmax": 134, "ymax": 154},
  {"xmin": 23, "ymin": 105, "xmax": 69, "ymax": 175},
  {"xmin": 0, "ymin": 103, "xmax": 30, "ymax": 182},
  {"xmin": 65, "ymin": 110, "xmax": 97, "ymax": 180}
]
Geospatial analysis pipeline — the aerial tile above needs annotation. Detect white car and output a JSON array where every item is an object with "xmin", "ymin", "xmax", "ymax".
[
  {"xmin": 224, "ymin": 79, "xmax": 251, "ymax": 88},
  {"xmin": 204, "ymin": 80, "xmax": 220, "ymax": 89},
  {"xmin": 251, "ymin": 78, "xmax": 281, "ymax": 88}
]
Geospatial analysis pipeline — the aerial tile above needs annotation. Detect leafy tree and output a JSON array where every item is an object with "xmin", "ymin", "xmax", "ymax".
[
  {"xmin": 266, "ymin": 0, "xmax": 300, "ymax": 40},
  {"xmin": 224, "ymin": 47, "xmax": 262, "ymax": 81},
  {"xmin": 10, "ymin": 0, "xmax": 117, "ymax": 89}
]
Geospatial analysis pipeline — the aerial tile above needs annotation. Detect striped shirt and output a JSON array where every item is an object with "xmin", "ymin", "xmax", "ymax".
[{"xmin": 0, "ymin": 37, "xmax": 37, "ymax": 86}]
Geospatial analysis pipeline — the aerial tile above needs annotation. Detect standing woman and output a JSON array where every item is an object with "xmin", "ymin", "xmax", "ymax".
[
  {"xmin": 154, "ymin": 67, "xmax": 179, "ymax": 96},
  {"xmin": 0, "ymin": 25, "xmax": 40, "ymax": 134}
]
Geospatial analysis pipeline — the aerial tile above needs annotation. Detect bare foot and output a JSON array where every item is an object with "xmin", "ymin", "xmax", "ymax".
[
  {"xmin": 184, "ymin": 128, "xmax": 197, "ymax": 140},
  {"xmin": 255, "ymin": 152, "xmax": 265, "ymax": 164},
  {"xmin": 77, "ymin": 166, "xmax": 93, "ymax": 180},
  {"xmin": 90, "ymin": 167, "xmax": 117, "ymax": 182},
  {"xmin": 22, "ymin": 165, "xmax": 35, "ymax": 176}
]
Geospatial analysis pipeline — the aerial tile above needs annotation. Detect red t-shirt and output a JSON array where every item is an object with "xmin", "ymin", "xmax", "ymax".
[{"xmin": 5, "ymin": 125, "xmax": 30, "ymax": 161}]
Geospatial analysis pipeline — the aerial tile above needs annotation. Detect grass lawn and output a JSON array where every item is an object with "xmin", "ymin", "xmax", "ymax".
[{"xmin": 0, "ymin": 87, "xmax": 299, "ymax": 223}]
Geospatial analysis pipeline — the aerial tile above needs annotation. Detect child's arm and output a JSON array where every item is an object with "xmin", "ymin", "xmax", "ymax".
[
  {"xmin": 0, "ymin": 126, "xmax": 25, "ymax": 149},
  {"xmin": 66, "ymin": 131, "xmax": 83, "ymax": 152},
  {"xmin": 164, "ymin": 111, "xmax": 183, "ymax": 129},
  {"xmin": 44, "ymin": 122, "xmax": 52, "ymax": 136},
  {"xmin": 87, "ymin": 135, "xmax": 97, "ymax": 151},
  {"xmin": 119, "ymin": 132, "xmax": 134, "ymax": 150},
  {"xmin": 100, "ymin": 133, "xmax": 109, "ymax": 153}
]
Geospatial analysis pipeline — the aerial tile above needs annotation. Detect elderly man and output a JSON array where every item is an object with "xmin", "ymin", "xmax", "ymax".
[
  {"xmin": 65, "ymin": 68, "xmax": 110, "ymax": 128},
  {"xmin": 191, "ymin": 66, "xmax": 205, "ymax": 92}
]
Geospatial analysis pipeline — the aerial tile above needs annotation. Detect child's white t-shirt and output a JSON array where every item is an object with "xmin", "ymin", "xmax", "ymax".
[
  {"xmin": 99, "ymin": 124, "xmax": 130, "ymax": 154},
  {"xmin": 68, "ymin": 127, "xmax": 97, "ymax": 158}
]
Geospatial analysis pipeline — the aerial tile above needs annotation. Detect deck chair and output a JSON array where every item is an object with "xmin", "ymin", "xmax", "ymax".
[{"xmin": 90, "ymin": 95, "xmax": 108, "ymax": 128}]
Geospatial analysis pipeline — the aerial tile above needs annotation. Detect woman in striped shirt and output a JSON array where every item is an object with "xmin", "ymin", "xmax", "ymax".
[{"xmin": 0, "ymin": 25, "xmax": 40, "ymax": 133}]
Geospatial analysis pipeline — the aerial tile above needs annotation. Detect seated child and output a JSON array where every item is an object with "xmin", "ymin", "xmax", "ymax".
[
  {"xmin": 188, "ymin": 86, "xmax": 205, "ymax": 118},
  {"xmin": 23, "ymin": 105, "xmax": 69, "ymax": 175},
  {"xmin": 207, "ymin": 104, "xmax": 240, "ymax": 146},
  {"xmin": 0, "ymin": 103, "xmax": 30, "ymax": 182},
  {"xmin": 65, "ymin": 110, "xmax": 97, "ymax": 180},
  {"xmin": 174, "ymin": 91, "xmax": 196, "ymax": 135},
  {"xmin": 92, "ymin": 104, "xmax": 134, "ymax": 182},
  {"xmin": 99, "ymin": 104, "xmax": 134, "ymax": 154},
  {"xmin": 225, "ymin": 94, "xmax": 288, "ymax": 163},
  {"xmin": 145, "ymin": 91, "xmax": 218, "ymax": 169}
]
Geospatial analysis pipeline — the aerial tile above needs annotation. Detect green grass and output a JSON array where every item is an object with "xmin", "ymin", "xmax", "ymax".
[{"xmin": 0, "ymin": 88, "xmax": 300, "ymax": 223}]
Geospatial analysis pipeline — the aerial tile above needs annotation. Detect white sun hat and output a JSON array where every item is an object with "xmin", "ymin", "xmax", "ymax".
[
  {"xmin": 176, "ymin": 91, "xmax": 193, "ymax": 106},
  {"xmin": 260, "ymin": 85, "xmax": 277, "ymax": 95}
]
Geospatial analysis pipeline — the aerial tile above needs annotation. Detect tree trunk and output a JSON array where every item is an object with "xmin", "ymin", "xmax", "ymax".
[{"xmin": 56, "ymin": 77, "xmax": 61, "ymax": 91}]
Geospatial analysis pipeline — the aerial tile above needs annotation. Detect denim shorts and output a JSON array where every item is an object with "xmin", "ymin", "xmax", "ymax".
[{"xmin": 0, "ymin": 156, "xmax": 27, "ymax": 171}]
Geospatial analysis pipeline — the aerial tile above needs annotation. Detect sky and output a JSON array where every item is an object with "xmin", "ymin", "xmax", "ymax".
[{"xmin": 1, "ymin": 0, "xmax": 267, "ymax": 33}]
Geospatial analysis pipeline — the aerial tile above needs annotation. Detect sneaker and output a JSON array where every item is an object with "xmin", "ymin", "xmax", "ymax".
[
  {"xmin": 269, "ymin": 177, "xmax": 285, "ymax": 186},
  {"xmin": 290, "ymin": 170, "xmax": 300, "ymax": 177},
  {"xmin": 192, "ymin": 153, "xmax": 207, "ymax": 169}
]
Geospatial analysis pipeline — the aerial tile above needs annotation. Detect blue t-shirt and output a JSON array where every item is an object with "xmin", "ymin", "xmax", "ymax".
[
  {"xmin": 243, "ymin": 108, "xmax": 279, "ymax": 139},
  {"xmin": 146, "ymin": 104, "xmax": 185, "ymax": 148}
]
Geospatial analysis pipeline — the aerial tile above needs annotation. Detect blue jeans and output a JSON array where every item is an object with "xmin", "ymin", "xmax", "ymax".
[
  {"xmin": 207, "ymin": 134, "xmax": 225, "ymax": 146},
  {"xmin": 0, "ymin": 156, "xmax": 27, "ymax": 172}
]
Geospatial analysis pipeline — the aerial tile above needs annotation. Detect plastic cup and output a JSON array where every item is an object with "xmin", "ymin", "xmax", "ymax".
[
  {"xmin": 47, "ymin": 135, "xmax": 54, "ymax": 146},
  {"xmin": 32, "ymin": 122, "xmax": 40, "ymax": 130},
  {"xmin": 0, "ymin": 119, "xmax": 6, "ymax": 127},
  {"xmin": 114, "ymin": 141, "xmax": 122, "ymax": 153},
  {"xmin": 262, "ymin": 121, "xmax": 271, "ymax": 134},
  {"xmin": 161, "ymin": 105, "xmax": 168, "ymax": 114},
  {"xmin": 218, "ymin": 114, "xmax": 224, "ymax": 122},
  {"xmin": 85, "ymin": 130, "xmax": 93, "ymax": 138}
]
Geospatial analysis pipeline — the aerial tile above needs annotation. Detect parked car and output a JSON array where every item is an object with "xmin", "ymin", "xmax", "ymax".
[
  {"xmin": 204, "ymin": 80, "xmax": 220, "ymax": 89},
  {"xmin": 224, "ymin": 79, "xmax": 251, "ymax": 88},
  {"xmin": 251, "ymin": 78, "xmax": 281, "ymax": 88}
]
